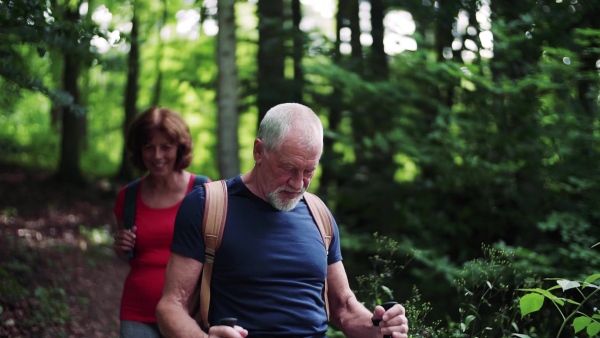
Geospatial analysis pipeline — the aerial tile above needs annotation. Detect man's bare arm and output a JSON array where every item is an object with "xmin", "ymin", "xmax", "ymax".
[
  {"xmin": 327, "ymin": 261, "xmax": 409, "ymax": 338},
  {"xmin": 326, "ymin": 261, "xmax": 376, "ymax": 338},
  {"xmin": 156, "ymin": 253, "xmax": 207, "ymax": 338}
]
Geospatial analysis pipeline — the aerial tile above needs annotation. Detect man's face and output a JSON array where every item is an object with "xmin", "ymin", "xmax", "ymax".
[{"xmin": 255, "ymin": 132, "xmax": 321, "ymax": 211}]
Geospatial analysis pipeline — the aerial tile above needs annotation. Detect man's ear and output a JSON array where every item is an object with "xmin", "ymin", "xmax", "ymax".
[{"xmin": 253, "ymin": 138, "xmax": 264, "ymax": 164}]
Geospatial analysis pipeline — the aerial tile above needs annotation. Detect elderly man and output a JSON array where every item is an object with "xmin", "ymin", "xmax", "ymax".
[{"xmin": 156, "ymin": 103, "xmax": 409, "ymax": 338}]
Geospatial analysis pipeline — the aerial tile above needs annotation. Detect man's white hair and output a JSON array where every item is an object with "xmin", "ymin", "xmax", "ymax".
[{"xmin": 257, "ymin": 103, "xmax": 323, "ymax": 155}]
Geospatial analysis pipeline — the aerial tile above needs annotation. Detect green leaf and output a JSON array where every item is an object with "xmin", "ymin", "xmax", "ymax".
[
  {"xmin": 380, "ymin": 285, "xmax": 394, "ymax": 300},
  {"xmin": 465, "ymin": 315, "xmax": 475, "ymax": 328},
  {"xmin": 584, "ymin": 274, "xmax": 600, "ymax": 285},
  {"xmin": 520, "ymin": 293, "xmax": 544, "ymax": 317},
  {"xmin": 517, "ymin": 288, "xmax": 565, "ymax": 306},
  {"xmin": 587, "ymin": 322, "xmax": 600, "ymax": 336},
  {"xmin": 547, "ymin": 285, "xmax": 563, "ymax": 292},
  {"xmin": 511, "ymin": 321, "xmax": 519, "ymax": 331},
  {"xmin": 511, "ymin": 334, "xmax": 531, "ymax": 338},
  {"xmin": 574, "ymin": 316, "xmax": 591, "ymax": 333},
  {"xmin": 557, "ymin": 279, "xmax": 580, "ymax": 291}
]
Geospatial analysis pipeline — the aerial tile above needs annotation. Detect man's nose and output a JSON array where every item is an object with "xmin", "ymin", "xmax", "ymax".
[{"xmin": 288, "ymin": 172, "xmax": 304, "ymax": 191}]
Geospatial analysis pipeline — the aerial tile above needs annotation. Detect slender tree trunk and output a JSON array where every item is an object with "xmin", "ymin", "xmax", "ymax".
[
  {"xmin": 291, "ymin": 0, "xmax": 304, "ymax": 104},
  {"xmin": 56, "ymin": 49, "xmax": 85, "ymax": 185},
  {"xmin": 368, "ymin": 0, "xmax": 387, "ymax": 80},
  {"xmin": 117, "ymin": 4, "xmax": 140, "ymax": 181},
  {"xmin": 151, "ymin": 0, "xmax": 168, "ymax": 107},
  {"xmin": 50, "ymin": 52, "xmax": 63, "ymax": 128},
  {"xmin": 433, "ymin": 0, "xmax": 457, "ymax": 110},
  {"xmin": 257, "ymin": 0, "xmax": 285, "ymax": 123},
  {"xmin": 416, "ymin": 0, "xmax": 457, "ymax": 186},
  {"xmin": 54, "ymin": 6, "xmax": 85, "ymax": 185},
  {"xmin": 349, "ymin": 0, "xmax": 362, "ymax": 74},
  {"xmin": 575, "ymin": 3, "xmax": 600, "ymax": 164},
  {"xmin": 217, "ymin": 0, "xmax": 240, "ymax": 179},
  {"xmin": 318, "ymin": 0, "xmax": 352, "ymax": 198}
]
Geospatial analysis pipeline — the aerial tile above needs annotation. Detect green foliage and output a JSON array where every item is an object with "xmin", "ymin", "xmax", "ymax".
[
  {"xmin": 78, "ymin": 224, "xmax": 112, "ymax": 246},
  {"xmin": 537, "ymin": 212, "xmax": 600, "ymax": 268},
  {"xmin": 29, "ymin": 286, "xmax": 72, "ymax": 325},
  {"xmin": 78, "ymin": 225, "xmax": 115, "ymax": 265},
  {"xmin": 0, "ymin": 0, "xmax": 105, "ymax": 113},
  {"xmin": 347, "ymin": 235, "xmax": 595, "ymax": 337},
  {"xmin": 0, "ymin": 267, "xmax": 29, "ymax": 301},
  {"xmin": 432, "ymin": 245, "xmax": 534, "ymax": 337},
  {"xmin": 517, "ymin": 243, "xmax": 600, "ymax": 338},
  {"xmin": 355, "ymin": 233, "xmax": 413, "ymax": 309}
]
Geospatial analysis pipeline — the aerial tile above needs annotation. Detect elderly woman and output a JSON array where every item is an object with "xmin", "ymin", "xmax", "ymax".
[{"xmin": 112, "ymin": 107, "xmax": 210, "ymax": 338}]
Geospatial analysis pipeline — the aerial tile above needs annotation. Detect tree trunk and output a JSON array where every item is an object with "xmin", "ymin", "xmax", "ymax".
[
  {"xmin": 257, "ymin": 0, "xmax": 285, "ymax": 123},
  {"xmin": 117, "ymin": 4, "xmax": 140, "ymax": 181},
  {"xmin": 291, "ymin": 0, "xmax": 304, "ymax": 104},
  {"xmin": 54, "ymin": 6, "xmax": 85, "ymax": 185},
  {"xmin": 217, "ymin": 0, "xmax": 240, "ymax": 179},
  {"xmin": 318, "ymin": 0, "xmax": 352, "ymax": 198},
  {"xmin": 151, "ymin": 0, "xmax": 168, "ymax": 107},
  {"xmin": 55, "ymin": 51, "xmax": 85, "ymax": 185},
  {"xmin": 349, "ymin": 0, "xmax": 362, "ymax": 74},
  {"xmin": 368, "ymin": 0, "xmax": 387, "ymax": 80}
]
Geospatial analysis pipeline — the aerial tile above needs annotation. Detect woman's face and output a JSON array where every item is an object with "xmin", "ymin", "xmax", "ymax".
[{"xmin": 141, "ymin": 131, "xmax": 178, "ymax": 177}]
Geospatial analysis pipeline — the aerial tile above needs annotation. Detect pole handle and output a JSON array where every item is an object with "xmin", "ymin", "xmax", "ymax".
[
  {"xmin": 218, "ymin": 317, "xmax": 237, "ymax": 327},
  {"xmin": 371, "ymin": 301, "xmax": 398, "ymax": 338}
]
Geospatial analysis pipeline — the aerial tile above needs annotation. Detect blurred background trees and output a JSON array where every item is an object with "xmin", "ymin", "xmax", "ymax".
[{"xmin": 1, "ymin": 0, "xmax": 599, "ymax": 334}]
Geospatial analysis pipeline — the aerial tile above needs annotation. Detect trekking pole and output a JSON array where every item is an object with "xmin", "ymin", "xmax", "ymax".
[{"xmin": 371, "ymin": 301, "xmax": 398, "ymax": 338}]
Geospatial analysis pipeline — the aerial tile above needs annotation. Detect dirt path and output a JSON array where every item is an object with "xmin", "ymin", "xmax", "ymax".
[{"xmin": 0, "ymin": 164, "xmax": 129, "ymax": 337}]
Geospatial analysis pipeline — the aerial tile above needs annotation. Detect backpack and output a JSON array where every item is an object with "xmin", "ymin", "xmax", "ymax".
[
  {"xmin": 197, "ymin": 180, "xmax": 333, "ymax": 329},
  {"xmin": 122, "ymin": 174, "xmax": 210, "ymax": 258}
]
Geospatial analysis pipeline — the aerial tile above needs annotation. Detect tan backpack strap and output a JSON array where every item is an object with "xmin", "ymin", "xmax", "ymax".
[
  {"xmin": 304, "ymin": 192, "xmax": 333, "ymax": 320},
  {"xmin": 200, "ymin": 180, "xmax": 228, "ymax": 330}
]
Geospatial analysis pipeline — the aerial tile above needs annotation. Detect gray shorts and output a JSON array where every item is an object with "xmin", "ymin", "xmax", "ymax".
[{"xmin": 120, "ymin": 320, "xmax": 163, "ymax": 338}]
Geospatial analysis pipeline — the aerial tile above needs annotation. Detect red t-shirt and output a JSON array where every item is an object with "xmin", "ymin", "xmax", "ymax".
[{"xmin": 113, "ymin": 175, "xmax": 197, "ymax": 322}]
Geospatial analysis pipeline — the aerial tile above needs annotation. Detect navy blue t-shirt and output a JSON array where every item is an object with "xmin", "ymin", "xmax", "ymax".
[{"xmin": 171, "ymin": 175, "xmax": 342, "ymax": 337}]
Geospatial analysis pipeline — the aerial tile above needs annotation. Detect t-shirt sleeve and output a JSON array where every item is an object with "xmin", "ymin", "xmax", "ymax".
[
  {"xmin": 113, "ymin": 185, "xmax": 127, "ymax": 221},
  {"xmin": 171, "ymin": 186, "xmax": 206, "ymax": 262},
  {"xmin": 191, "ymin": 174, "xmax": 212, "ymax": 186},
  {"xmin": 327, "ymin": 211, "xmax": 343, "ymax": 265}
]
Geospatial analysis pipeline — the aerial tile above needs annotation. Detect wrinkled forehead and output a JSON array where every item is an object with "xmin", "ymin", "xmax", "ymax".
[{"xmin": 275, "ymin": 128, "xmax": 322, "ymax": 153}]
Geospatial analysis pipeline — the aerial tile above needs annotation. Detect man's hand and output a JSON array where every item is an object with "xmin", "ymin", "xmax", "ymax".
[
  {"xmin": 207, "ymin": 325, "xmax": 248, "ymax": 338},
  {"xmin": 371, "ymin": 303, "xmax": 409, "ymax": 338}
]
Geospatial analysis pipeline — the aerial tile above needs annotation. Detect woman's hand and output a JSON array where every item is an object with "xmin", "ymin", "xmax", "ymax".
[{"xmin": 113, "ymin": 225, "xmax": 137, "ymax": 260}]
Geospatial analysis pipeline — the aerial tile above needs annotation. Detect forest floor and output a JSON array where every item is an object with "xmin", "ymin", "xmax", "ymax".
[{"xmin": 0, "ymin": 163, "xmax": 129, "ymax": 337}]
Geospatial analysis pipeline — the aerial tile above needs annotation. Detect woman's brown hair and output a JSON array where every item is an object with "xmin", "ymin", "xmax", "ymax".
[{"xmin": 126, "ymin": 107, "xmax": 193, "ymax": 172}]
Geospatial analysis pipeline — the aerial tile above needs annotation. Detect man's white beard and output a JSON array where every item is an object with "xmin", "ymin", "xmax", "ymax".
[{"xmin": 267, "ymin": 185, "xmax": 306, "ymax": 211}]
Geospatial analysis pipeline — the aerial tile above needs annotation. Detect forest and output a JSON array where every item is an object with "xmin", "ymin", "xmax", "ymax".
[{"xmin": 1, "ymin": 0, "xmax": 599, "ymax": 337}]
